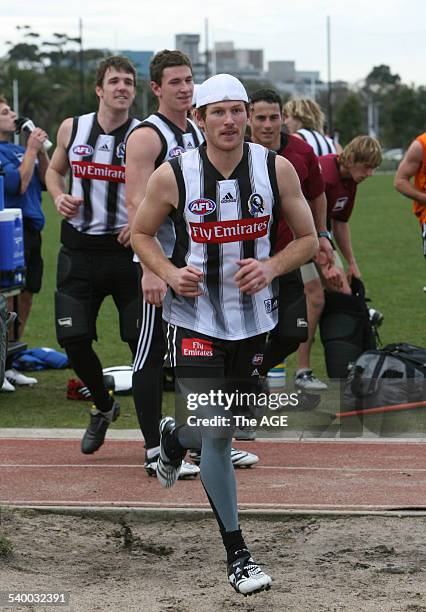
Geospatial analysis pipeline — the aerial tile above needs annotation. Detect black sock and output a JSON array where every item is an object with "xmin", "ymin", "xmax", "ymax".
[
  {"xmin": 132, "ymin": 367, "xmax": 162, "ymax": 448},
  {"xmin": 221, "ymin": 528, "xmax": 249, "ymax": 565},
  {"xmin": 65, "ymin": 341, "xmax": 111, "ymax": 412},
  {"xmin": 163, "ymin": 425, "xmax": 186, "ymax": 461}
]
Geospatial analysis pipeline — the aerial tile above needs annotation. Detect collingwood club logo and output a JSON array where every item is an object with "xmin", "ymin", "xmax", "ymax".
[
  {"xmin": 248, "ymin": 193, "xmax": 265, "ymax": 216},
  {"xmin": 116, "ymin": 142, "xmax": 126, "ymax": 159}
]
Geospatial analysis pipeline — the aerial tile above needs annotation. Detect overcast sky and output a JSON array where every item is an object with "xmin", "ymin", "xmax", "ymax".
[{"xmin": 1, "ymin": 0, "xmax": 424, "ymax": 86}]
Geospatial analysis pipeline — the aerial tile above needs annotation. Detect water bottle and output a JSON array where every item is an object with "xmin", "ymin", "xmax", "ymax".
[{"xmin": 15, "ymin": 117, "xmax": 53, "ymax": 151}]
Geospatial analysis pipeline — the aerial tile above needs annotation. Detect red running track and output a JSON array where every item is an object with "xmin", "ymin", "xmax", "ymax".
[{"xmin": 0, "ymin": 438, "xmax": 425, "ymax": 512}]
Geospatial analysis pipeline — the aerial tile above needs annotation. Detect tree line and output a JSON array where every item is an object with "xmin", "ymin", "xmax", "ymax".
[
  {"xmin": 1, "ymin": 27, "xmax": 425, "ymax": 149},
  {"xmin": 0, "ymin": 27, "xmax": 156, "ymax": 141}
]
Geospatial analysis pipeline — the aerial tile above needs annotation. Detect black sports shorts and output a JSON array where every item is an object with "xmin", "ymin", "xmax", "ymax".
[
  {"xmin": 55, "ymin": 245, "xmax": 139, "ymax": 345},
  {"xmin": 274, "ymin": 269, "xmax": 308, "ymax": 342},
  {"xmin": 164, "ymin": 323, "xmax": 267, "ymax": 422},
  {"xmin": 163, "ymin": 323, "xmax": 266, "ymax": 378},
  {"xmin": 23, "ymin": 226, "xmax": 43, "ymax": 294}
]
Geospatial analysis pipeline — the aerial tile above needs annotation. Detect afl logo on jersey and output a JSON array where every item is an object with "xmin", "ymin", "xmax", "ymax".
[
  {"xmin": 248, "ymin": 193, "xmax": 265, "ymax": 216},
  {"xmin": 116, "ymin": 142, "xmax": 126, "ymax": 159},
  {"xmin": 72, "ymin": 144, "xmax": 94, "ymax": 156},
  {"xmin": 188, "ymin": 198, "xmax": 217, "ymax": 215},
  {"xmin": 169, "ymin": 146, "xmax": 185, "ymax": 158}
]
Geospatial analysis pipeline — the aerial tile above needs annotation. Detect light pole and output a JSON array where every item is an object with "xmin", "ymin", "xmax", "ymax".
[
  {"xmin": 79, "ymin": 18, "xmax": 84, "ymax": 114},
  {"xmin": 326, "ymin": 15, "xmax": 333, "ymax": 133}
]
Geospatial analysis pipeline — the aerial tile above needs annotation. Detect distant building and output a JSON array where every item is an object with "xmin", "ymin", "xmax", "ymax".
[
  {"xmin": 172, "ymin": 32, "xmax": 331, "ymax": 94},
  {"xmin": 213, "ymin": 41, "xmax": 236, "ymax": 72},
  {"xmin": 297, "ymin": 70, "xmax": 320, "ymax": 84},
  {"xmin": 213, "ymin": 42, "xmax": 264, "ymax": 78},
  {"xmin": 175, "ymin": 34, "xmax": 200, "ymax": 65},
  {"xmin": 268, "ymin": 61, "xmax": 296, "ymax": 83},
  {"xmin": 268, "ymin": 61, "xmax": 325, "ymax": 97},
  {"xmin": 120, "ymin": 50, "xmax": 153, "ymax": 77},
  {"xmin": 175, "ymin": 34, "xmax": 208, "ymax": 83}
]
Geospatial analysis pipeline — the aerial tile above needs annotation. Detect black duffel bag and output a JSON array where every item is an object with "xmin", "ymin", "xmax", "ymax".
[
  {"xmin": 319, "ymin": 278, "xmax": 376, "ymax": 379},
  {"xmin": 343, "ymin": 342, "xmax": 426, "ymax": 411}
]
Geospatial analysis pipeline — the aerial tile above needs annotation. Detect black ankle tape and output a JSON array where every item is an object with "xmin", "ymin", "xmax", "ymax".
[
  {"xmin": 221, "ymin": 529, "xmax": 248, "ymax": 564},
  {"xmin": 97, "ymin": 394, "xmax": 114, "ymax": 413},
  {"xmin": 164, "ymin": 426, "xmax": 186, "ymax": 460}
]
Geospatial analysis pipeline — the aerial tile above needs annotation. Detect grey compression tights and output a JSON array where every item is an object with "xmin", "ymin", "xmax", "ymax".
[{"xmin": 177, "ymin": 423, "xmax": 238, "ymax": 532}]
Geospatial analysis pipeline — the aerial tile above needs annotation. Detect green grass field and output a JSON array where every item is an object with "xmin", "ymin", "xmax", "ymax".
[{"xmin": 1, "ymin": 174, "xmax": 425, "ymax": 431}]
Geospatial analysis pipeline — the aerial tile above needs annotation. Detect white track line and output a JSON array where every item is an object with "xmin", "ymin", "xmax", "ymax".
[
  {"xmin": 1, "ymin": 429, "xmax": 426, "ymax": 443},
  {"xmin": 5, "ymin": 504, "xmax": 426, "ymax": 517},
  {"xmin": 2, "ymin": 500, "xmax": 425, "ymax": 511},
  {"xmin": 1, "ymin": 464, "xmax": 425, "ymax": 473}
]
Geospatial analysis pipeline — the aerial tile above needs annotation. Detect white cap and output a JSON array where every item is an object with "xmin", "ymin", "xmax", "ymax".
[
  {"xmin": 195, "ymin": 74, "xmax": 248, "ymax": 108},
  {"xmin": 192, "ymin": 83, "xmax": 200, "ymax": 107}
]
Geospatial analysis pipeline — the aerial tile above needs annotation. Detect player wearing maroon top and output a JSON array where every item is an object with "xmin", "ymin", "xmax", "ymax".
[
  {"xmin": 320, "ymin": 154, "xmax": 357, "ymax": 222},
  {"xmin": 249, "ymin": 89, "xmax": 339, "ymax": 388},
  {"xmin": 274, "ymin": 131, "xmax": 326, "ymax": 251},
  {"xmin": 319, "ymin": 136, "xmax": 382, "ymax": 293}
]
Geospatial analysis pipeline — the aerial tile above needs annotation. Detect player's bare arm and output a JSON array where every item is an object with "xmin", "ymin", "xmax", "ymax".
[
  {"xmin": 46, "ymin": 118, "xmax": 83, "ymax": 218},
  {"xmin": 125, "ymin": 126, "xmax": 169, "ymax": 302},
  {"xmin": 307, "ymin": 192, "xmax": 342, "ymax": 289},
  {"xmin": 308, "ymin": 192, "xmax": 335, "ymax": 264},
  {"xmin": 118, "ymin": 127, "xmax": 160, "ymax": 249},
  {"xmin": 394, "ymin": 141, "xmax": 426, "ymax": 204},
  {"xmin": 235, "ymin": 156, "xmax": 317, "ymax": 294},
  {"xmin": 308, "ymin": 191, "xmax": 328, "ymax": 234},
  {"xmin": 131, "ymin": 163, "xmax": 203, "ymax": 298},
  {"xmin": 332, "ymin": 218, "xmax": 361, "ymax": 284},
  {"xmin": 36, "ymin": 134, "xmax": 50, "ymax": 184},
  {"xmin": 125, "ymin": 127, "xmax": 162, "ymax": 227},
  {"xmin": 18, "ymin": 128, "xmax": 49, "ymax": 193}
]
